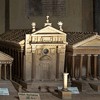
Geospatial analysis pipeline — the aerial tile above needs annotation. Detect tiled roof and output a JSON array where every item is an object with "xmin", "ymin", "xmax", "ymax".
[
  {"xmin": 0, "ymin": 29, "xmax": 31, "ymax": 42},
  {"xmin": 0, "ymin": 29, "xmax": 97, "ymax": 45},
  {"xmin": 67, "ymin": 32, "xmax": 97, "ymax": 45}
]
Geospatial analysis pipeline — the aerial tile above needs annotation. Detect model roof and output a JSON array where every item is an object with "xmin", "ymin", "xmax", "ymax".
[
  {"xmin": 67, "ymin": 32, "xmax": 97, "ymax": 45},
  {"xmin": 0, "ymin": 51, "xmax": 13, "ymax": 62},
  {"xmin": 0, "ymin": 29, "xmax": 31, "ymax": 42},
  {"xmin": 0, "ymin": 29, "xmax": 97, "ymax": 45}
]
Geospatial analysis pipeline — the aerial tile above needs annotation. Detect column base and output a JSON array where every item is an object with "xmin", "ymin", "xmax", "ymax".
[
  {"xmin": 93, "ymin": 78, "xmax": 98, "ymax": 81},
  {"xmin": 79, "ymin": 78, "xmax": 82, "ymax": 81},
  {"xmin": 86, "ymin": 78, "xmax": 90, "ymax": 81},
  {"xmin": 58, "ymin": 90, "xmax": 72, "ymax": 100},
  {"xmin": 72, "ymin": 78, "xmax": 76, "ymax": 81}
]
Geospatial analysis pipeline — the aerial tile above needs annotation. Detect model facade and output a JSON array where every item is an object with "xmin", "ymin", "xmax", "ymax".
[
  {"xmin": 0, "ymin": 17, "xmax": 67, "ymax": 90},
  {"xmin": 0, "ymin": 17, "xmax": 100, "ymax": 90}
]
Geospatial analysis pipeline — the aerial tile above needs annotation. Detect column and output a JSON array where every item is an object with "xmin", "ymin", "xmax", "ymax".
[
  {"xmin": 72, "ymin": 54, "xmax": 76, "ymax": 80},
  {"xmin": 15, "ymin": 50, "xmax": 17, "ymax": 77},
  {"xmin": 86, "ymin": 55, "xmax": 91, "ymax": 80},
  {"xmin": 0, "ymin": 64, "xmax": 2, "ymax": 80},
  {"xmin": 18, "ymin": 51, "xmax": 20, "ymax": 78},
  {"xmin": 56, "ymin": 50, "xmax": 59, "ymax": 79},
  {"xmin": 63, "ymin": 73, "xmax": 69, "ymax": 90},
  {"xmin": 94, "ymin": 55, "xmax": 98, "ymax": 80},
  {"xmin": 4, "ymin": 64, "xmax": 7, "ymax": 80},
  {"xmin": 20, "ymin": 51, "xmax": 22, "ymax": 79},
  {"xmin": 32, "ymin": 52, "xmax": 36, "ymax": 81},
  {"xmin": 20, "ymin": 51, "xmax": 25, "ymax": 80},
  {"xmin": 10, "ymin": 64, "xmax": 12, "ymax": 80},
  {"xmin": 79, "ymin": 55, "xmax": 84, "ymax": 80}
]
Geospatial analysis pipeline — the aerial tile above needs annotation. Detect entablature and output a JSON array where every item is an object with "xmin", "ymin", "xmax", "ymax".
[{"xmin": 31, "ymin": 35, "xmax": 66, "ymax": 43}]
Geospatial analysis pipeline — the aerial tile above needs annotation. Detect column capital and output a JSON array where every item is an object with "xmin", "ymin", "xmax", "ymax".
[
  {"xmin": 87, "ymin": 54, "xmax": 91, "ymax": 57},
  {"xmin": 94, "ymin": 54, "xmax": 98, "ymax": 57},
  {"xmin": 72, "ymin": 54, "xmax": 76, "ymax": 56},
  {"xmin": 80, "ymin": 54, "xmax": 84, "ymax": 57}
]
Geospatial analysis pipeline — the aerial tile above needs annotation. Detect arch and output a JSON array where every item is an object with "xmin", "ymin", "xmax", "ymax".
[
  {"xmin": 39, "ymin": 55, "xmax": 51, "ymax": 80},
  {"xmin": 39, "ymin": 55, "xmax": 51, "ymax": 61}
]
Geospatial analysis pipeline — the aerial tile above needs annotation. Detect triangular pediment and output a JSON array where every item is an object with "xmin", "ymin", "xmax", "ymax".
[
  {"xmin": 81, "ymin": 38, "xmax": 100, "ymax": 46},
  {"xmin": 32, "ymin": 26, "xmax": 66, "ymax": 35},
  {"xmin": 73, "ymin": 35, "xmax": 100, "ymax": 48},
  {"xmin": 0, "ymin": 51, "xmax": 13, "ymax": 61}
]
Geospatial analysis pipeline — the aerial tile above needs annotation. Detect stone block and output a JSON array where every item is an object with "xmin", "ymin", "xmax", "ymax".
[{"xmin": 58, "ymin": 90, "xmax": 72, "ymax": 100}]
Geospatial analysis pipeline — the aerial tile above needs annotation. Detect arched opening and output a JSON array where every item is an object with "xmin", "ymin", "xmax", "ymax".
[{"xmin": 39, "ymin": 55, "xmax": 51, "ymax": 80}]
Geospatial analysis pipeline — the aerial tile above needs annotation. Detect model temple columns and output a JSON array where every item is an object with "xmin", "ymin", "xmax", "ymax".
[
  {"xmin": 94, "ymin": 55, "xmax": 98, "ymax": 80},
  {"xmin": 86, "ymin": 54, "xmax": 91, "ymax": 80},
  {"xmin": 79, "ymin": 54, "xmax": 84, "ymax": 80},
  {"xmin": 0, "ymin": 64, "xmax": 12, "ymax": 80},
  {"xmin": 72, "ymin": 54, "xmax": 76, "ymax": 80},
  {"xmin": 71, "ymin": 54, "xmax": 98, "ymax": 80}
]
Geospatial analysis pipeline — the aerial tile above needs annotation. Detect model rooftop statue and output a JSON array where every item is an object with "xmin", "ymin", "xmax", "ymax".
[
  {"xmin": 58, "ymin": 21, "xmax": 63, "ymax": 31},
  {"xmin": 32, "ymin": 22, "xmax": 36, "ymax": 32},
  {"xmin": 44, "ymin": 16, "xmax": 52, "ymax": 26}
]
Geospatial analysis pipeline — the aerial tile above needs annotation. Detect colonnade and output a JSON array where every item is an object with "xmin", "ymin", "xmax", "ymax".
[
  {"xmin": 71, "ymin": 54, "xmax": 98, "ymax": 80},
  {"xmin": 0, "ymin": 46, "xmax": 24, "ymax": 81},
  {"xmin": 11, "ymin": 50, "xmax": 24, "ymax": 81},
  {"xmin": 0, "ymin": 64, "xmax": 12, "ymax": 80}
]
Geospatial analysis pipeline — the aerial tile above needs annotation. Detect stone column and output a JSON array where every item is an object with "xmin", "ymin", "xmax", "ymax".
[
  {"xmin": 86, "ymin": 55, "xmax": 91, "ymax": 80},
  {"xmin": 31, "ymin": 46, "xmax": 36, "ymax": 81},
  {"xmin": 20, "ymin": 51, "xmax": 23, "ymax": 80},
  {"xmin": 18, "ymin": 51, "xmax": 20, "ymax": 78},
  {"xmin": 79, "ymin": 55, "xmax": 84, "ymax": 80},
  {"xmin": 16, "ymin": 50, "xmax": 18, "ymax": 77},
  {"xmin": 4, "ymin": 64, "xmax": 7, "ymax": 80},
  {"xmin": 72, "ymin": 54, "xmax": 76, "ymax": 80},
  {"xmin": 63, "ymin": 73, "xmax": 69, "ymax": 90},
  {"xmin": 94, "ymin": 55, "xmax": 98, "ymax": 80},
  {"xmin": 10, "ymin": 64, "xmax": 12, "ymax": 80},
  {"xmin": 0, "ymin": 64, "xmax": 2, "ymax": 80}
]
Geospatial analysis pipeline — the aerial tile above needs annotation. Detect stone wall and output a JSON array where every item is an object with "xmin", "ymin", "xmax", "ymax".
[
  {"xmin": 0, "ymin": 0, "xmax": 5, "ymax": 33},
  {"xmin": 94, "ymin": 0, "xmax": 100, "ymax": 32},
  {"xmin": 0, "ymin": 0, "xmax": 93, "ymax": 33},
  {"xmin": 82, "ymin": 0, "xmax": 93, "ymax": 32}
]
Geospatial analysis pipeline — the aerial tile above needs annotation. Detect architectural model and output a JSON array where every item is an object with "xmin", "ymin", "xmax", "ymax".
[{"xmin": 0, "ymin": 16, "xmax": 100, "ymax": 92}]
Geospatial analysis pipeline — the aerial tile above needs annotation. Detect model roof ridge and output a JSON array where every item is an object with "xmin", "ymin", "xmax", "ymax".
[{"xmin": 67, "ymin": 31, "xmax": 98, "ymax": 34}]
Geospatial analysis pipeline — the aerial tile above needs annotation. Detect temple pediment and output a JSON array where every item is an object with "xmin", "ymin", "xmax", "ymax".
[
  {"xmin": 32, "ymin": 26, "xmax": 66, "ymax": 35},
  {"xmin": 0, "ymin": 51, "xmax": 13, "ymax": 62},
  {"xmin": 72, "ymin": 34, "xmax": 100, "ymax": 48},
  {"xmin": 81, "ymin": 38, "xmax": 100, "ymax": 47}
]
